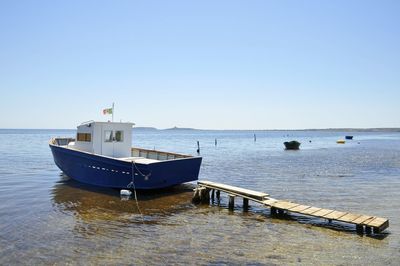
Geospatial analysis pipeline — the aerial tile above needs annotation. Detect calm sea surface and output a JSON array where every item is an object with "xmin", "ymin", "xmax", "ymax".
[{"xmin": 0, "ymin": 129, "xmax": 399, "ymax": 265}]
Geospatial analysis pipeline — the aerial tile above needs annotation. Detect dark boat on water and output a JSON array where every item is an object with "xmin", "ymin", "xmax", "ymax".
[
  {"xmin": 49, "ymin": 120, "xmax": 202, "ymax": 189},
  {"xmin": 345, "ymin": 135, "xmax": 353, "ymax": 140},
  {"xmin": 284, "ymin": 140, "xmax": 301, "ymax": 150}
]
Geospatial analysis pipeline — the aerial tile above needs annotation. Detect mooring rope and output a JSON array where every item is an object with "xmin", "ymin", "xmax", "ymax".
[{"xmin": 127, "ymin": 161, "xmax": 145, "ymax": 223}]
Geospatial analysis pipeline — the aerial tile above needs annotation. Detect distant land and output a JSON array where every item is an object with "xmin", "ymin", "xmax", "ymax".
[
  {"xmin": 132, "ymin": 127, "xmax": 158, "ymax": 131},
  {"xmin": 164, "ymin": 126, "xmax": 197, "ymax": 131},
  {"xmin": 132, "ymin": 127, "xmax": 400, "ymax": 132},
  {"xmin": 0, "ymin": 127, "xmax": 399, "ymax": 132},
  {"xmin": 303, "ymin": 128, "xmax": 400, "ymax": 132},
  {"xmin": 133, "ymin": 126, "xmax": 196, "ymax": 131}
]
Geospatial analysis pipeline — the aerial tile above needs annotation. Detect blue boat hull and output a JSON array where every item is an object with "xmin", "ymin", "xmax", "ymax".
[{"xmin": 49, "ymin": 144, "xmax": 202, "ymax": 189}]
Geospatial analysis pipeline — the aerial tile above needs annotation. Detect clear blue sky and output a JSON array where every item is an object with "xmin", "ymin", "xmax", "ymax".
[{"xmin": 0, "ymin": 0, "xmax": 399, "ymax": 129}]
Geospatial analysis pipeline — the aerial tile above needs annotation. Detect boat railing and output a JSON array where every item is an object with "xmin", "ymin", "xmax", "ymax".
[
  {"xmin": 80, "ymin": 120, "xmax": 95, "ymax": 125},
  {"xmin": 50, "ymin": 137, "xmax": 75, "ymax": 146},
  {"xmin": 131, "ymin": 147, "xmax": 192, "ymax": 161}
]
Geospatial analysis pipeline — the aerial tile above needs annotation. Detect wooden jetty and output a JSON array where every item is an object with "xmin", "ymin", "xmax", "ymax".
[{"xmin": 193, "ymin": 181, "xmax": 389, "ymax": 235}]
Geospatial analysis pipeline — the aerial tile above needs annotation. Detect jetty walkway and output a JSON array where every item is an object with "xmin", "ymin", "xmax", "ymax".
[{"xmin": 193, "ymin": 181, "xmax": 389, "ymax": 235}]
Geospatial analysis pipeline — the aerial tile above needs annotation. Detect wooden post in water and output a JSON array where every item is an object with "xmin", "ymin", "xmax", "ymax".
[
  {"xmin": 356, "ymin": 224, "xmax": 364, "ymax": 234},
  {"xmin": 365, "ymin": 226, "xmax": 372, "ymax": 235},
  {"xmin": 215, "ymin": 138, "xmax": 217, "ymax": 146},
  {"xmin": 270, "ymin": 207, "xmax": 277, "ymax": 215},
  {"xmin": 192, "ymin": 187, "xmax": 210, "ymax": 204},
  {"xmin": 196, "ymin": 141, "xmax": 200, "ymax": 154},
  {"xmin": 211, "ymin": 189, "xmax": 215, "ymax": 202},
  {"xmin": 192, "ymin": 188, "xmax": 201, "ymax": 204},
  {"xmin": 201, "ymin": 188, "xmax": 210, "ymax": 204},
  {"xmin": 243, "ymin": 198, "xmax": 249, "ymax": 211},
  {"xmin": 228, "ymin": 195, "xmax": 235, "ymax": 210},
  {"xmin": 216, "ymin": 190, "xmax": 220, "ymax": 201},
  {"xmin": 254, "ymin": 134, "xmax": 256, "ymax": 142}
]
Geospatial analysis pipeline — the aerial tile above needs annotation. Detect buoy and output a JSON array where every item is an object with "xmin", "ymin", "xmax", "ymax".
[{"xmin": 120, "ymin": 189, "xmax": 132, "ymax": 196}]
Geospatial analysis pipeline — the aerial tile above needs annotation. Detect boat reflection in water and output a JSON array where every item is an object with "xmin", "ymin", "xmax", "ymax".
[{"xmin": 51, "ymin": 175, "xmax": 195, "ymax": 225}]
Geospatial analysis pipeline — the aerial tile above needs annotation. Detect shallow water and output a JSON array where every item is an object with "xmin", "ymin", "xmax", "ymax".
[{"xmin": 0, "ymin": 129, "xmax": 399, "ymax": 265}]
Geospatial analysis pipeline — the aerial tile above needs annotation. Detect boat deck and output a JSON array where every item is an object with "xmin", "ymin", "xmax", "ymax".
[
  {"xmin": 50, "ymin": 138, "xmax": 194, "ymax": 164},
  {"xmin": 131, "ymin": 147, "xmax": 192, "ymax": 161},
  {"xmin": 119, "ymin": 157, "xmax": 160, "ymax": 164}
]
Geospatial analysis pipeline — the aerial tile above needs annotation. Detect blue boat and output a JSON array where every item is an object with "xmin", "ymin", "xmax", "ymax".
[{"xmin": 49, "ymin": 121, "xmax": 202, "ymax": 189}]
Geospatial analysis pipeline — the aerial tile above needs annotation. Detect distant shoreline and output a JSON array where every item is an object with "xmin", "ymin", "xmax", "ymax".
[
  {"xmin": 1, "ymin": 127, "xmax": 399, "ymax": 132},
  {"xmin": 133, "ymin": 127, "xmax": 400, "ymax": 132}
]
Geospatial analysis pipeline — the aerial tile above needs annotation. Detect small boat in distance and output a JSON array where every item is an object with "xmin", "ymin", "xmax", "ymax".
[
  {"xmin": 284, "ymin": 140, "xmax": 301, "ymax": 150},
  {"xmin": 337, "ymin": 139, "xmax": 346, "ymax": 144},
  {"xmin": 345, "ymin": 135, "xmax": 353, "ymax": 140},
  {"xmin": 49, "ymin": 121, "xmax": 202, "ymax": 189}
]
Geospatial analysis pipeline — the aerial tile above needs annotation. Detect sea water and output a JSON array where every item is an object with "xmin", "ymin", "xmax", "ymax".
[{"xmin": 0, "ymin": 129, "xmax": 399, "ymax": 265}]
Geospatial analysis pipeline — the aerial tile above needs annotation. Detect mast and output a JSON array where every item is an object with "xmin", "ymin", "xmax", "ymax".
[{"xmin": 112, "ymin": 102, "xmax": 114, "ymax": 122}]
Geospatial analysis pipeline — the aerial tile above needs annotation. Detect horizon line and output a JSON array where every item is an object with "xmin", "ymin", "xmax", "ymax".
[{"xmin": 0, "ymin": 127, "xmax": 399, "ymax": 132}]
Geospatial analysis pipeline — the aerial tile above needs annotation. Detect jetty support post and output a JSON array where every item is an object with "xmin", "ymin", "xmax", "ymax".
[
  {"xmin": 192, "ymin": 187, "xmax": 210, "ymax": 205},
  {"xmin": 201, "ymin": 188, "xmax": 210, "ymax": 204},
  {"xmin": 243, "ymin": 198, "xmax": 249, "ymax": 211},
  {"xmin": 356, "ymin": 224, "xmax": 364, "ymax": 234},
  {"xmin": 228, "ymin": 194, "xmax": 235, "ymax": 210},
  {"xmin": 192, "ymin": 187, "xmax": 201, "ymax": 204},
  {"xmin": 365, "ymin": 226, "xmax": 372, "ymax": 235},
  {"xmin": 211, "ymin": 189, "xmax": 215, "ymax": 203},
  {"xmin": 216, "ymin": 190, "xmax": 220, "ymax": 202}
]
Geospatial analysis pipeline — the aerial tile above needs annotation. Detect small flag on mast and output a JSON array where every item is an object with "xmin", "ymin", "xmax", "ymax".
[
  {"xmin": 103, "ymin": 108, "xmax": 113, "ymax": 115},
  {"xmin": 103, "ymin": 103, "xmax": 115, "ymax": 122}
]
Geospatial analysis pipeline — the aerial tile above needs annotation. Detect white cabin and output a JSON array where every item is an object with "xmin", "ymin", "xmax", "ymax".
[{"xmin": 72, "ymin": 121, "xmax": 134, "ymax": 158}]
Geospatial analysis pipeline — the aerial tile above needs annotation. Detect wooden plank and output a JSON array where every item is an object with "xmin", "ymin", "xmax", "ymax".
[
  {"xmin": 288, "ymin": 205, "xmax": 311, "ymax": 212},
  {"xmin": 351, "ymin": 215, "xmax": 374, "ymax": 225},
  {"xmin": 375, "ymin": 220, "xmax": 389, "ymax": 233},
  {"xmin": 263, "ymin": 199, "xmax": 278, "ymax": 206},
  {"xmin": 323, "ymin": 211, "xmax": 347, "ymax": 220},
  {"xmin": 199, "ymin": 181, "xmax": 269, "ymax": 200},
  {"xmin": 311, "ymin": 209, "xmax": 335, "ymax": 217},
  {"xmin": 199, "ymin": 181, "xmax": 269, "ymax": 198},
  {"xmin": 360, "ymin": 216, "xmax": 377, "ymax": 225},
  {"xmin": 299, "ymin": 207, "xmax": 321, "ymax": 215},
  {"xmin": 366, "ymin": 217, "xmax": 389, "ymax": 228},
  {"xmin": 271, "ymin": 201, "xmax": 300, "ymax": 210},
  {"xmin": 337, "ymin": 213, "xmax": 362, "ymax": 223}
]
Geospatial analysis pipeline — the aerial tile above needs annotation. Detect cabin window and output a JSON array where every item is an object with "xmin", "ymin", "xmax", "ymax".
[
  {"xmin": 104, "ymin": 130, "xmax": 113, "ymax": 142},
  {"xmin": 77, "ymin": 133, "xmax": 91, "ymax": 142},
  {"xmin": 115, "ymin": 131, "xmax": 124, "ymax": 142},
  {"xmin": 104, "ymin": 130, "xmax": 124, "ymax": 142}
]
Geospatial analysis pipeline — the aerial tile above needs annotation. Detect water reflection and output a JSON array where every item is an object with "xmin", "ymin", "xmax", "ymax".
[{"xmin": 51, "ymin": 175, "xmax": 195, "ymax": 223}]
